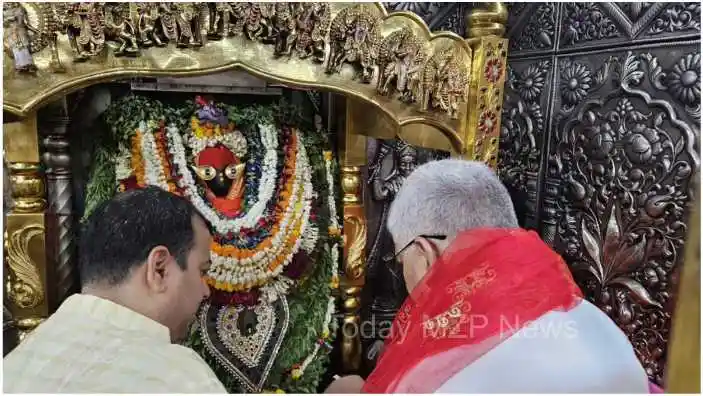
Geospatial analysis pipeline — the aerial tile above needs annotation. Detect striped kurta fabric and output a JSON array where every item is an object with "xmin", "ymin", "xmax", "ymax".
[{"xmin": 3, "ymin": 294, "xmax": 226, "ymax": 393}]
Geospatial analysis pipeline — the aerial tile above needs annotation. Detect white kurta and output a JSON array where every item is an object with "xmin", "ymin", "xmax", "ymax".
[{"xmin": 3, "ymin": 294, "xmax": 227, "ymax": 393}]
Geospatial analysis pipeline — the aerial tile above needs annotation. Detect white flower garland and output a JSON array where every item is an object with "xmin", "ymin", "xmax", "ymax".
[
  {"xmin": 188, "ymin": 128, "xmax": 248, "ymax": 159},
  {"xmin": 259, "ymin": 276, "xmax": 294, "ymax": 304},
  {"xmin": 114, "ymin": 143, "xmax": 133, "ymax": 181},
  {"xmin": 208, "ymin": 130, "xmax": 315, "ymax": 286},
  {"xmin": 167, "ymin": 123, "xmax": 279, "ymax": 235},
  {"xmin": 140, "ymin": 121, "xmax": 170, "ymax": 191},
  {"xmin": 301, "ymin": 220, "xmax": 319, "ymax": 253},
  {"xmin": 292, "ymin": 296, "xmax": 336, "ymax": 380},
  {"xmin": 324, "ymin": 152, "xmax": 340, "ymax": 231},
  {"xmin": 324, "ymin": 150, "xmax": 341, "ymax": 290}
]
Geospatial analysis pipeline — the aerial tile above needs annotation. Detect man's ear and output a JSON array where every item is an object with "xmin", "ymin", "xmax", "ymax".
[
  {"xmin": 145, "ymin": 246, "xmax": 172, "ymax": 293},
  {"xmin": 415, "ymin": 237, "xmax": 440, "ymax": 270}
]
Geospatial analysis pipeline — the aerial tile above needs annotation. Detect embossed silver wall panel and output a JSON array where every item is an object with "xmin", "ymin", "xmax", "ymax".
[
  {"xmin": 546, "ymin": 42, "xmax": 700, "ymax": 383},
  {"xmin": 507, "ymin": 3, "xmax": 559, "ymax": 56},
  {"xmin": 504, "ymin": 1, "xmax": 701, "ymax": 385},
  {"xmin": 384, "ymin": 2, "xmax": 467, "ymax": 35},
  {"xmin": 557, "ymin": 3, "xmax": 701, "ymax": 52},
  {"xmin": 499, "ymin": 56, "xmax": 556, "ymax": 229}
]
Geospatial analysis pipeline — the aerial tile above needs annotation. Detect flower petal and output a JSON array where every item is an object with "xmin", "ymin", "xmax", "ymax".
[
  {"xmin": 581, "ymin": 221, "xmax": 604, "ymax": 280},
  {"xmin": 610, "ymin": 276, "xmax": 662, "ymax": 308},
  {"xmin": 610, "ymin": 236, "xmax": 646, "ymax": 277},
  {"xmin": 602, "ymin": 204, "xmax": 621, "ymax": 270}
]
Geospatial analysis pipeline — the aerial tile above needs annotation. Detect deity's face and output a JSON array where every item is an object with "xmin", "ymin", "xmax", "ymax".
[
  {"xmin": 193, "ymin": 145, "xmax": 243, "ymax": 198},
  {"xmin": 398, "ymin": 149, "xmax": 417, "ymax": 176}
]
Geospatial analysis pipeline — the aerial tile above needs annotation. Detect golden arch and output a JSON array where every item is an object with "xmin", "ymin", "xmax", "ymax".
[
  {"xmin": 3, "ymin": 2, "xmax": 507, "ymax": 160},
  {"xmin": 2, "ymin": 1, "xmax": 510, "ymax": 373}
]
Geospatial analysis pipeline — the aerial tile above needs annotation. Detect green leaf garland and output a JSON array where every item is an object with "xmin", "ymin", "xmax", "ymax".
[{"xmin": 84, "ymin": 94, "xmax": 339, "ymax": 393}]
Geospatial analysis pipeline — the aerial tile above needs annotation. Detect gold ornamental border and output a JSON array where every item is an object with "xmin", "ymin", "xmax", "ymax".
[{"xmin": 3, "ymin": 2, "xmax": 479, "ymax": 155}]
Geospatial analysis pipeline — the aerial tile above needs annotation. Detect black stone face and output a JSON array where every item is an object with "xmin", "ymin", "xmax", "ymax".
[{"xmin": 206, "ymin": 170, "xmax": 233, "ymax": 197}]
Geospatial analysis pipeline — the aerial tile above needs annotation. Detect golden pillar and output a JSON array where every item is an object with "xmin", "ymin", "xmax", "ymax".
[
  {"xmin": 339, "ymin": 100, "xmax": 368, "ymax": 373},
  {"xmin": 40, "ymin": 100, "xmax": 78, "ymax": 304},
  {"xmin": 463, "ymin": 3, "xmax": 509, "ymax": 169},
  {"xmin": 3, "ymin": 115, "xmax": 49, "ymax": 340}
]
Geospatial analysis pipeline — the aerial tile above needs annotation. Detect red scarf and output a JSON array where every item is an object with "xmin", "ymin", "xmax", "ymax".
[{"xmin": 362, "ymin": 228, "xmax": 583, "ymax": 393}]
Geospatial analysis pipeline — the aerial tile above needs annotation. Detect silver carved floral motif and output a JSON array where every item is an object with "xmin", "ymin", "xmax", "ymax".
[
  {"xmin": 667, "ymin": 53, "xmax": 701, "ymax": 106},
  {"xmin": 498, "ymin": 59, "xmax": 551, "ymax": 229},
  {"xmin": 558, "ymin": 3, "xmax": 699, "ymax": 50},
  {"xmin": 517, "ymin": 62, "xmax": 548, "ymax": 102},
  {"xmin": 561, "ymin": 3, "xmax": 621, "ymax": 46},
  {"xmin": 506, "ymin": 2, "xmax": 699, "ymax": 384},
  {"xmin": 640, "ymin": 51, "xmax": 702, "ymax": 123},
  {"xmin": 509, "ymin": 3, "xmax": 556, "ymax": 53},
  {"xmin": 559, "ymin": 60, "xmax": 594, "ymax": 106},
  {"xmin": 648, "ymin": 2, "xmax": 701, "ymax": 36},
  {"xmin": 549, "ymin": 50, "xmax": 699, "ymax": 383}
]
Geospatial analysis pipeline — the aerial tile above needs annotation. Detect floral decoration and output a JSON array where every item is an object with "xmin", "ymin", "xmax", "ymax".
[
  {"xmin": 667, "ymin": 52, "xmax": 700, "ymax": 106},
  {"xmin": 518, "ymin": 62, "xmax": 547, "ymax": 102},
  {"xmin": 560, "ymin": 61, "xmax": 593, "ymax": 105},
  {"xmin": 484, "ymin": 58, "xmax": 504, "ymax": 83},
  {"xmin": 86, "ymin": 95, "xmax": 340, "ymax": 393},
  {"xmin": 478, "ymin": 110, "xmax": 498, "ymax": 135},
  {"xmin": 624, "ymin": 124, "xmax": 663, "ymax": 164}
]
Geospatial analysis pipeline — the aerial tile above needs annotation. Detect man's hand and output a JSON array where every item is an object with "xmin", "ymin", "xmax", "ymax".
[
  {"xmin": 324, "ymin": 375, "xmax": 365, "ymax": 394},
  {"xmin": 366, "ymin": 340, "xmax": 385, "ymax": 362}
]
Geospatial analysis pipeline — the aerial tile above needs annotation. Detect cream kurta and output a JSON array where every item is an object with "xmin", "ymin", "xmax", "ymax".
[{"xmin": 3, "ymin": 294, "xmax": 226, "ymax": 393}]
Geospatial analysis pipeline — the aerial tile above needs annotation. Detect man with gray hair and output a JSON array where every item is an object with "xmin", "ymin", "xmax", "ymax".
[
  {"xmin": 386, "ymin": 159, "xmax": 518, "ymax": 291},
  {"xmin": 342, "ymin": 159, "xmax": 649, "ymax": 393}
]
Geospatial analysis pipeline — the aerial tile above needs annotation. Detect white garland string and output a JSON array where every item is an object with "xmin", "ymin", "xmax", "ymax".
[
  {"xmin": 324, "ymin": 152, "xmax": 340, "ymax": 230},
  {"xmin": 292, "ymin": 296, "xmax": 336, "ymax": 379},
  {"xmin": 167, "ymin": 123, "xmax": 279, "ymax": 235},
  {"xmin": 166, "ymin": 124, "xmax": 317, "ymax": 288},
  {"xmin": 324, "ymin": 150, "xmax": 341, "ymax": 289},
  {"xmin": 140, "ymin": 121, "xmax": 170, "ymax": 191},
  {"xmin": 293, "ymin": 152, "xmax": 341, "ymax": 380}
]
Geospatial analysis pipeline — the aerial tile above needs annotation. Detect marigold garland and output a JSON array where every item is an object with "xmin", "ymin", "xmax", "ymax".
[
  {"xmin": 130, "ymin": 129, "xmax": 145, "ymax": 186},
  {"xmin": 154, "ymin": 126, "xmax": 178, "ymax": 194},
  {"xmin": 207, "ymin": 132, "xmax": 299, "ymax": 262},
  {"xmin": 86, "ymin": 94, "xmax": 339, "ymax": 393}
]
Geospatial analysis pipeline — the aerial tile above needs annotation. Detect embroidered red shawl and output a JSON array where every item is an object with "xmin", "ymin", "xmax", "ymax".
[{"xmin": 362, "ymin": 228, "xmax": 583, "ymax": 393}]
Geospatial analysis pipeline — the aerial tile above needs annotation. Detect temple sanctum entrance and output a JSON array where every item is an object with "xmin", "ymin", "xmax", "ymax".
[{"xmin": 2, "ymin": 2, "xmax": 699, "ymax": 393}]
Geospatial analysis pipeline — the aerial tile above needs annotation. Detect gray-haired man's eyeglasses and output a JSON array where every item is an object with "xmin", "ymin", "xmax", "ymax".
[{"xmin": 383, "ymin": 234, "xmax": 447, "ymax": 278}]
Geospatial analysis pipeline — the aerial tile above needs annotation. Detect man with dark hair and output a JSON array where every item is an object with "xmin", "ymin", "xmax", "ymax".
[{"xmin": 3, "ymin": 187, "xmax": 226, "ymax": 393}]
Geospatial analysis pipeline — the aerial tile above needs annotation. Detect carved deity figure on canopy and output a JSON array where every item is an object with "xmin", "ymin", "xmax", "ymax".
[{"xmin": 3, "ymin": 2, "xmax": 38, "ymax": 73}]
